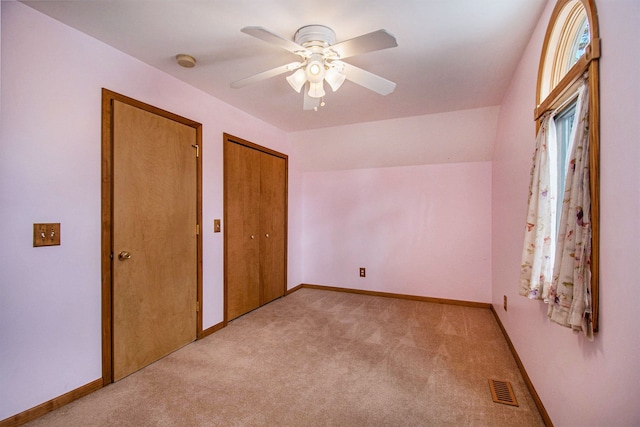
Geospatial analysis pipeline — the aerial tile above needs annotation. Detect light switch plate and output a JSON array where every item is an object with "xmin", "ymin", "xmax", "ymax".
[
  {"xmin": 214, "ymin": 219, "xmax": 221, "ymax": 233},
  {"xmin": 33, "ymin": 223, "xmax": 61, "ymax": 247}
]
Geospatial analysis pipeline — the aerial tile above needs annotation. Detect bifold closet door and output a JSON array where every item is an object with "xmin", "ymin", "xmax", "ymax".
[
  {"xmin": 225, "ymin": 142, "xmax": 261, "ymax": 320},
  {"xmin": 224, "ymin": 136, "xmax": 287, "ymax": 321},
  {"xmin": 259, "ymin": 153, "xmax": 286, "ymax": 306}
]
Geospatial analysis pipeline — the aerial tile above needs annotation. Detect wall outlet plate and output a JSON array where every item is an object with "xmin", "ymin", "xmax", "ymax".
[
  {"xmin": 33, "ymin": 223, "xmax": 61, "ymax": 247},
  {"xmin": 359, "ymin": 267, "xmax": 366, "ymax": 277}
]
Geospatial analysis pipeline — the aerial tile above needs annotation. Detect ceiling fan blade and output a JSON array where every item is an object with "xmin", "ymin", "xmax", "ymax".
[
  {"xmin": 241, "ymin": 26, "xmax": 307, "ymax": 55},
  {"xmin": 330, "ymin": 29, "xmax": 397, "ymax": 59},
  {"xmin": 341, "ymin": 62, "xmax": 396, "ymax": 95},
  {"xmin": 230, "ymin": 62, "xmax": 302, "ymax": 89},
  {"xmin": 303, "ymin": 83, "xmax": 321, "ymax": 110}
]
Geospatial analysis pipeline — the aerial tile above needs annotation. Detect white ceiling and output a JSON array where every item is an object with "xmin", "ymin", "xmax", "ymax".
[{"xmin": 20, "ymin": 0, "xmax": 546, "ymax": 133}]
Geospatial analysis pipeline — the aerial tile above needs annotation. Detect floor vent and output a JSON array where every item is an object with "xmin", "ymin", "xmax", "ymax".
[{"xmin": 489, "ymin": 379, "xmax": 519, "ymax": 406}]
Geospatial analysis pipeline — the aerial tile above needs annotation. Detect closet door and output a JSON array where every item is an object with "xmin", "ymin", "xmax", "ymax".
[
  {"xmin": 225, "ymin": 141, "xmax": 261, "ymax": 320},
  {"xmin": 260, "ymin": 153, "xmax": 286, "ymax": 305},
  {"xmin": 224, "ymin": 134, "xmax": 287, "ymax": 321}
]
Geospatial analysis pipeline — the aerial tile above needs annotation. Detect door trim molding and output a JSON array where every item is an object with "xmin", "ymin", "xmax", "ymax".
[
  {"xmin": 222, "ymin": 133, "xmax": 288, "ymax": 324},
  {"xmin": 101, "ymin": 89, "xmax": 203, "ymax": 384}
]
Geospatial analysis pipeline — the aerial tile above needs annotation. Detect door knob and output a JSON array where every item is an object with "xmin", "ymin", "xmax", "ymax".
[
  {"xmin": 118, "ymin": 251, "xmax": 132, "ymax": 260},
  {"xmin": 265, "ymin": 233, "xmax": 270, "ymax": 238}
]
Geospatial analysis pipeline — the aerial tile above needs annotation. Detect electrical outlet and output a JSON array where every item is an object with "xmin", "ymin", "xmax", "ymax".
[
  {"xmin": 214, "ymin": 219, "xmax": 221, "ymax": 233},
  {"xmin": 503, "ymin": 295, "xmax": 508, "ymax": 311},
  {"xmin": 359, "ymin": 267, "xmax": 366, "ymax": 277}
]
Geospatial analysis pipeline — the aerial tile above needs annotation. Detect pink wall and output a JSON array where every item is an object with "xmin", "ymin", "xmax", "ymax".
[
  {"xmin": 0, "ymin": 2, "xmax": 301, "ymax": 420},
  {"xmin": 301, "ymin": 162, "xmax": 492, "ymax": 302},
  {"xmin": 492, "ymin": 0, "xmax": 640, "ymax": 425},
  {"xmin": 291, "ymin": 107, "xmax": 499, "ymax": 171}
]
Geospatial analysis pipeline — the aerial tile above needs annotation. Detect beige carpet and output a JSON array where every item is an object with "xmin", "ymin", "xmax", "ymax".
[{"xmin": 26, "ymin": 288, "xmax": 544, "ymax": 426}]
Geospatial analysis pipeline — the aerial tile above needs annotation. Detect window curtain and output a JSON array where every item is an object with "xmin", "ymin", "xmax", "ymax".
[
  {"xmin": 547, "ymin": 80, "xmax": 593, "ymax": 339},
  {"xmin": 519, "ymin": 113, "xmax": 558, "ymax": 300}
]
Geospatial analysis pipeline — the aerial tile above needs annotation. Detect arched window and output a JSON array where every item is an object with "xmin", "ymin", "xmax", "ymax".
[
  {"xmin": 521, "ymin": 0, "xmax": 600, "ymax": 336},
  {"xmin": 536, "ymin": 0, "xmax": 600, "ymax": 111}
]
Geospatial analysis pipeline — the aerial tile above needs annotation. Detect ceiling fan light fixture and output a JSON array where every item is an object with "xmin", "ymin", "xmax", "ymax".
[
  {"xmin": 325, "ymin": 67, "xmax": 346, "ymax": 92},
  {"xmin": 286, "ymin": 68, "xmax": 306, "ymax": 93},
  {"xmin": 305, "ymin": 53, "xmax": 325, "ymax": 84},
  {"xmin": 308, "ymin": 81, "xmax": 325, "ymax": 98},
  {"xmin": 309, "ymin": 63, "xmax": 322, "ymax": 76},
  {"xmin": 232, "ymin": 25, "xmax": 398, "ymax": 109}
]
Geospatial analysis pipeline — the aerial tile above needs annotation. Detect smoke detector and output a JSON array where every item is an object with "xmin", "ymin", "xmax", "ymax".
[{"xmin": 176, "ymin": 54, "xmax": 196, "ymax": 68}]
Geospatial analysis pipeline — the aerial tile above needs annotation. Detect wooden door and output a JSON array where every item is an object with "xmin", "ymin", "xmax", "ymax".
[
  {"xmin": 224, "ymin": 134, "xmax": 287, "ymax": 321},
  {"xmin": 225, "ymin": 141, "xmax": 261, "ymax": 320},
  {"xmin": 112, "ymin": 100, "xmax": 197, "ymax": 381},
  {"xmin": 259, "ymin": 153, "xmax": 286, "ymax": 305}
]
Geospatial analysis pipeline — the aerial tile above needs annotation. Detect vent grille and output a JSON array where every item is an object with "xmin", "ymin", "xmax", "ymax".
[{"xmin": 489, "ymin": 379, "xmax": 518, "ymax": 406}]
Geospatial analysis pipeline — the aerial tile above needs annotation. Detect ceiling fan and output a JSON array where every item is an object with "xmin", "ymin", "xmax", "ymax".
[{"xmin": 230, "ymin": 25, "xmax": 398, "ymax": 110}]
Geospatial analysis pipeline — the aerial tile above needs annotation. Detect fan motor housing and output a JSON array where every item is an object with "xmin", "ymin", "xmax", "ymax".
[{"xmin": 294, "ymin": 25, "xmax": 336, "ymax": 47}]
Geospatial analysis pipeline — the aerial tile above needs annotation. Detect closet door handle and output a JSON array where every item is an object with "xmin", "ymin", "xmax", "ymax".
[
  {"xmin": 265, "ymin": 233, "xmax": 270, "ymax": 238},
  {"xmin": 250, "ymin": 235, "xmax": 255, "ymax": 240}
]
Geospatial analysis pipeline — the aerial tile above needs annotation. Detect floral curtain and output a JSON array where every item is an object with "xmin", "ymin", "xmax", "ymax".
[
  {"xmin": 519, "ymin": 114, "xmax": 558, "ymax": 300},
  {"xmin": 547, "ymin": 80, "xmax": 593, "ymax": 339}
]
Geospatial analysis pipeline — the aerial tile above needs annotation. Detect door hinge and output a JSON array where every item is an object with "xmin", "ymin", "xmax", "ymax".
[
  {"xmin": 196, "ymin": 224, "xmax": 200, "ymax": 235},
  {"xmin": 192, "ymin": 144, "xmax": 199, "ymax": 158},
  {"xmin": 196, "ymin": 301, "xmax": 200, "ymax": 312}
]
